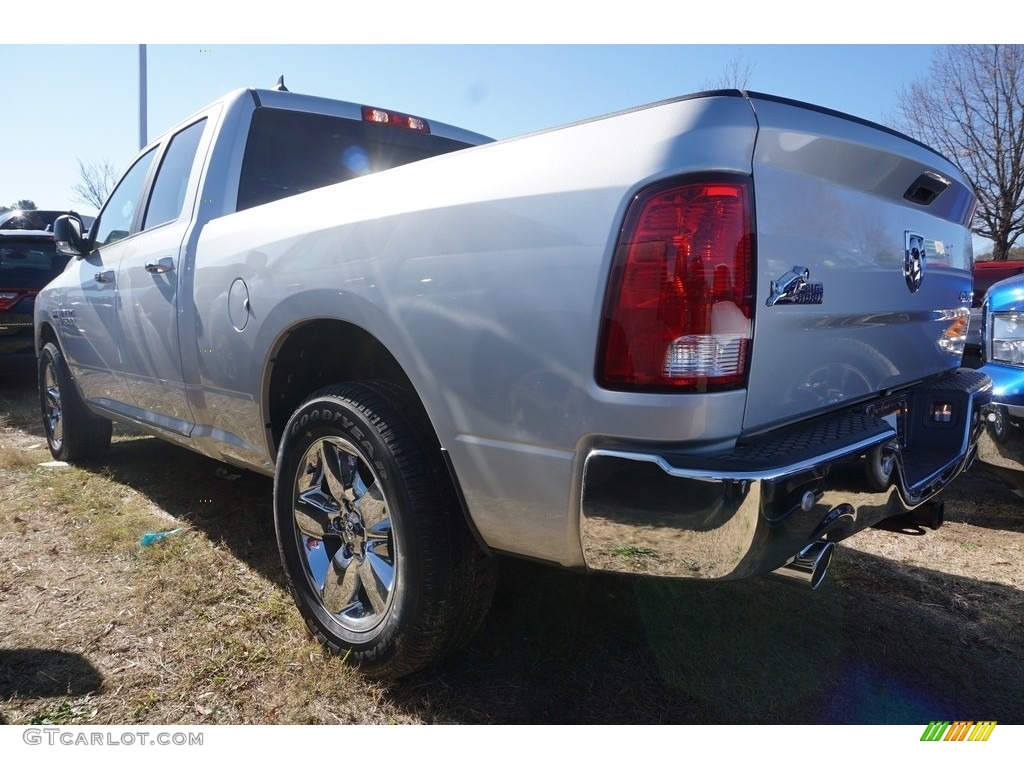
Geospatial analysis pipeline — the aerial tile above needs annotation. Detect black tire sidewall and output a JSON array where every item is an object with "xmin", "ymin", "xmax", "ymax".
[
  {"xmin": 273, "ymin": 387, "xmax": 422, "ymax": 667},
  {"xmin": 37, "ymin": 341, "xmax": 111, "ymax": 463},
  {"xmin": 865, "ymin": 441, "xmax": 896, "ymax": 490},
  {"xmin": 38, "ymin": 343, "xmax": 67, "ymax": 458},
  {"xmin": 989, "ymin": 405, "xmax": 1010, "ymax": 444}
]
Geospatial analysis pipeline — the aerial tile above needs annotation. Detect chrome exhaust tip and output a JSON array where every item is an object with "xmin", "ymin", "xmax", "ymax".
[{"xmin": 766, "ymin": 540, "xmax": 834, "ymax": 591}]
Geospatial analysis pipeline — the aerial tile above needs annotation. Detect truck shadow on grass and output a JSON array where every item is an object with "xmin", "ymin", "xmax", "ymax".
[
  {"xmin": 394, "ymin": 551, "xmax": 1024, "ymax": 724},
  {"xmin": 90, "ymin": 435, "xmax": 1024, "ymax": 724},
  {"xmin": 949, "ymin": 465, "xmax": 1024, "ymax": 534},
  {"xmin": 102, "ymin": 435, "xmax": 282, "ymax": 587}
]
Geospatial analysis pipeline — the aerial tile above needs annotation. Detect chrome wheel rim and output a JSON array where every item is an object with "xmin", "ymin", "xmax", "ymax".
[
  {"xmin": 292, "ymin": 436, "xmax": 397, "ymax": 633},
  {"xmin": 879, "ymin": 452, "xmax": 895, "ymax": 479},
  {"xmin": 991, "ymin": 406, "xmax": 1008, "ymax": 441},
  {"xmin": 877, "ymin": 440, "xmax": 897, "ymax": 480},
  {"xmin": 42, "ymin": 360, "xmax": 64, "ymax": 450}
]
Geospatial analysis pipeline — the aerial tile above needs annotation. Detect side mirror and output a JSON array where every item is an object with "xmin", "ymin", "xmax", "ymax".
[{"xmin": 53, "ymin": 214, "xmax": 89, "ymax": 258}]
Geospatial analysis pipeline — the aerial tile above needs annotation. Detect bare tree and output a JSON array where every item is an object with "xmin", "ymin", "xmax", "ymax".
[
  {"xmin": 894, "ymin": 45, "xmax": 1024, "ymax": 261},
  {"xmin": 72, "ymin": 158, "xmax": 118, "ymax": 210},
  {"xmin": 700, "ymin": 54, "xmax": 754, "ymax": 91}
]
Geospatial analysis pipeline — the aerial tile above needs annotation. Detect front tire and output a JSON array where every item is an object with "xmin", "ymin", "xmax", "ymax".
[
  {"xmin": 273, "ymin": 382, "xmax": 496, "ymax": 679},
  {"xmin": 38, "ymin": 341, "xmax": 112, "ymax": 462}
]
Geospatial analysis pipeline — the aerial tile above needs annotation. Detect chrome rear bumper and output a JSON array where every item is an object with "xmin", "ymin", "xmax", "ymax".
[{"xmin": 579, "ymin": 369, "xmax": 991, "ymax": 581}]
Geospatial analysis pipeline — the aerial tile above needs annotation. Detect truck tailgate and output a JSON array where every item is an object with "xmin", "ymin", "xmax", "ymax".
[{"xmin": 742, "ymin": 95, "xmax": 976, "ymax": 434}]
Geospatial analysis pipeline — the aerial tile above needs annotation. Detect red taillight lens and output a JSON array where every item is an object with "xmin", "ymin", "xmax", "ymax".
[
  {"xmin": 0, "ymin": 290, "xmax": 33, "ymax": 311},
  {"xmin": 597, "ymin": 178, "xmax": 754, "ymax": 392},
  {"xmin": 361, "ymin": 106, "xmax": 431, "ymax": 133}
]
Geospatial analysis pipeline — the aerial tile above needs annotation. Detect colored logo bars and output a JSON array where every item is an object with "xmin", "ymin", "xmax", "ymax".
[{"xmin": 921, "ymin": 721, "xmax": 997, "ymax": 742}]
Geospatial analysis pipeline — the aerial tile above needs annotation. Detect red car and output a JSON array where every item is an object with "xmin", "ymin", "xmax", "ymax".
[
  {"xmin": 973, "ymin": 260, "xmax": 1024, "ymax": 307},
  {"xmin": 0, "ymin": 211, "xmax": 94, "ymax": 373}
]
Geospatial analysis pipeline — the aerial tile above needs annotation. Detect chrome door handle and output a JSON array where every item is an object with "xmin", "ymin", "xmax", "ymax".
[
  {"xmin": 145, "ymin": 257, "xmax": 175, "ymax": 274},
  {"xmin": 94, "ymin": 270, "xmax": 114, "ymax": 284}
]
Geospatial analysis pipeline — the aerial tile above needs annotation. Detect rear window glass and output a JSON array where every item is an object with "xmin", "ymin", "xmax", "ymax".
[
  {"xmin": 0, "ymin": 211, "xmax": 94, "ymax": 231},
  {"xmin": 0, "ymin": 238, "xmax": 68, "ymax": 285},
  {"xmin": 0, "ymin": 211, "xmax": 60, "ymax": 230},
  {"xmin": 237, "ymin": 107, "xmax": 472, "ymax": 211}
]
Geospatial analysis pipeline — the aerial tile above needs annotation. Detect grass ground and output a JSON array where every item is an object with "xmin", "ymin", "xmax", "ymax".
[{"xmin": 2, "ymin": 371, "xmax": 1022, "ymax": 724}]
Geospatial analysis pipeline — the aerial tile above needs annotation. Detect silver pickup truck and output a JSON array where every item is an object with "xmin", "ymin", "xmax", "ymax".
[{"xmin": 35, "ymin": 86, "xmax": 989, "ymax": 678}]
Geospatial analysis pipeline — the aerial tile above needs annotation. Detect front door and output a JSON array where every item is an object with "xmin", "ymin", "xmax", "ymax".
[{"xmin": 62, "ymin": 147, "xmax": 159, "ymax": 413}]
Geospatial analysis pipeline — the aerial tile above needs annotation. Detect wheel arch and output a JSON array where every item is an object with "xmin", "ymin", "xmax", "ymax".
[
  {"xmin": 36, "ymin": 320, "xmax": 60, "ymax": 357},
  {"xmin": 264, "ymin": 318, "xmax": 426, "ymax": 451},
  {"xmin": 263, "ymin": 317, "xmax": 493, "ymax": 556}
]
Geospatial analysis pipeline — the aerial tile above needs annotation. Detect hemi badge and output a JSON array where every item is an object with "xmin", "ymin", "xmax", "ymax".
[{"xmin": 766, "ymin": 265, "xmax": 824, "ymax": 306}]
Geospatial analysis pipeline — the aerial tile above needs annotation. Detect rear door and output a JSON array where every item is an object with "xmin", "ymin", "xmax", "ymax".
[{"xmin": 743, "ymin": 95, "xmax": 977, "ymax": 434}]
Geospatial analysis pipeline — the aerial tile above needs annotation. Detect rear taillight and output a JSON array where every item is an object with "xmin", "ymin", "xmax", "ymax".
[
  {"xmin": 0, "ymin": 290, "xmax": 34, "ymax": 311},
  {"xmin": 597, "ymin": 177, "xmax": 754, "ymax": 392},
  {"xmin": 361, "ymin": 106, "xmax": 430, "ymax": 133}
]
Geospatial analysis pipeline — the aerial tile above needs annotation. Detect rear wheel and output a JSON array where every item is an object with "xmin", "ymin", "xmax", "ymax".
[
  {"xmin": 38, "ymin": 341, "xmax": 112, "ymax": 462},
  {"xmin": 273, "ymin": 382, "xmax": 496, "ymax": 679},
  {"xmin": 865, "ymin": 440, "xmax": 897, "ymax": 491}
]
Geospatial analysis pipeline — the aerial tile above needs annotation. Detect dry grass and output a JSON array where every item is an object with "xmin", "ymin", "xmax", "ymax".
[{"xmin": 1, "ymin": 370, "xmax": 1023, "ymax": 724}]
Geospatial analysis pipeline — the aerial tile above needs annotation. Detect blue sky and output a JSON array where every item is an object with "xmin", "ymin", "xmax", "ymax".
[{"xmin": 1, "ymin": 43, "xmax": 946, "ymax": 216}]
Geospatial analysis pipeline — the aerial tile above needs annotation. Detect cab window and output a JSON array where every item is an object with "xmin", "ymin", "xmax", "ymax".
[{"xmin": 143, "ymin": 119, "xmax": 207, "ymax": 230}]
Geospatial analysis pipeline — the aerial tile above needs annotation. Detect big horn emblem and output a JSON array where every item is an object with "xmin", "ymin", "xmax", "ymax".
[{"xmin": 904, "ymin": 232, "xmax": 925, "ymax": 293}]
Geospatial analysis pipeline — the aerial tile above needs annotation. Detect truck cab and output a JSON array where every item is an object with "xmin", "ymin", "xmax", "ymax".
[{"xmin": 45, "ymin": 87, "xmax": 491, "ymax": 449}]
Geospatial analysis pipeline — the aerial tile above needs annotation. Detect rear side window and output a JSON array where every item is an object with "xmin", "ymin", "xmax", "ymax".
[
  {"xmin": 143, "ymin": 118, "xmax": 208, "ymax": 230},
  {"xmin": 237, "ymin": 107, "xmax": 472, "ymax": 211}
]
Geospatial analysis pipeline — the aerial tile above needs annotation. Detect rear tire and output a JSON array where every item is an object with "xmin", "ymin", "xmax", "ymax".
[
  {"xmin": 273, "ymin": 382, "xmax": 496, "ymax": 679},
  {"xmin": 865, "ymin": 440, "xmax": 897, "ymax": 491},
  {"xmin": 38, "ymin": 341, "xmax": 112, "ymax": 462}
]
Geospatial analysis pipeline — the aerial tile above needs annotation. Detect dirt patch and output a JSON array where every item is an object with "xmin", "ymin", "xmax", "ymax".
[{"xmin": 1, "ymin": 374, "xmax": 1023, "ymax": 724}]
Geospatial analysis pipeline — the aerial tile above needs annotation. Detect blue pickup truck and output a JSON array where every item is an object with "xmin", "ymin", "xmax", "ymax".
[{"xmin": 973, "ymin": 270, "xmax": 1024, "ymax": 488}]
